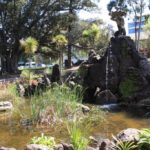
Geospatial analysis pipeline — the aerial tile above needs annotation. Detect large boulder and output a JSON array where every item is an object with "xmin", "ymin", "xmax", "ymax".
[
  {"xmin": 137, "ymin": 98, "xmax": 150, "ymax": 108},
  {"xmin": 0, "ymin": 101, "xmax": 13, "ymax": 112},
  {"xmin": 139, "ymin": 59, "xmax": 150, "ymax": 81},
  {"xmin": 119, "ymin": 67, "xmax": 148, "ymax": 98},
  {"xmin": 83, "ymin": 36, "xmax": 150, "ymax": 106},
  {"xmin": 95, "ymin": 90, "xmax": 117, "ymax": 105},
  {"xmin": 0, "ymin": 147, "xmax": 16, "ymax": 150},
  {"xmin": 116, "ymin": 128, "xmax": 140, "ymax": 143}
]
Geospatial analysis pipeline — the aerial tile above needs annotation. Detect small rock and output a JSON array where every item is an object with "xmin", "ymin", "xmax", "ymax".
[
  {"xmin": 17, "ymin": 83, "xmax": 25, "ymax": 97},
  {"xmin": 99, "ymin": 139, "xmax": 113, "ymax": 150},
  {"xmin": 25, "ymin": 144, "xmax": 52, "ymax": 150},
  {"xmin": 137, "ymin": 99, "xmax": 150, "ymax": 107},
  {"xmin": 89, "ymin": 136, "xmax": 98, "ymax": 147},
  {"xmin": 77, "ymin": 104, "xmax": 90, "ymax": 113},
  {"xmin": 0, "ymin": 101, "xmax": 13, "ymax": 112},
  {"xmin": 95, "ymin": 90, "xmax": 117, "ymax": 105},
  {"xmin": 85, "ymin": 146, "xmax": 97, "ymax": 150},
  {"xmin": 54, "ymin": 144, "xmax": 64, "ymax": 150},
  {"xmin": 0, "ymin": 147, "xmax": 16, "ymax": 150},
  {"xmin": 116, "ymin": 128, "xmax": 140, "ymax": 143},
  {"xmin": 62, "ymin": 143, "xmax": 74, "ymax": 150}
]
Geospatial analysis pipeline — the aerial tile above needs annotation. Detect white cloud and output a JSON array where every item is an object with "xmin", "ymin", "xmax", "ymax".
[{"xmin": 78, "ymin": 0, "xmax": 118, "ymax": 30}]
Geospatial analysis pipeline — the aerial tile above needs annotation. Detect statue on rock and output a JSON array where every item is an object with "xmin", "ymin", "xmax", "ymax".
[
  {"xmin": 110, "ymin": 11, "xmax": 126, "ymax": 36},
  {"xmin": 107, "ymin": 0, "xmax": 127, "ymax": 36}
]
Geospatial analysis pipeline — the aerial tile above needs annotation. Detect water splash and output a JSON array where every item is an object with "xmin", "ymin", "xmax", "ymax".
[{"xmin": 99, "ymin": 103, "xmax": 119, "ymax": 110}]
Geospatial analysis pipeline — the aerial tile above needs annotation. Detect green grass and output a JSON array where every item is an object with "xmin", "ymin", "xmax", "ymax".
[
  {"xmin": 30, "ymin": 84, "xmax": 83, "ymax": 123},
  {"xmin": 67, "ymin": 117, "xmax": 89, "ymax": 150}
]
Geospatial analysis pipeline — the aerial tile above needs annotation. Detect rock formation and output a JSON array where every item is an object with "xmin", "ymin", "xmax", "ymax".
[{"xmin": 82, "ymin": 36, "xmax": 150, "ymax": 108}]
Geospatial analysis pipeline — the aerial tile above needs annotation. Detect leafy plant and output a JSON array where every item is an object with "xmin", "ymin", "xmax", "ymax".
[
  {"xmin": 112, "ymin": 135, "xmax": 136, "ymax": 150},
  {"xmin": 67, "ymin": 118, "xmax": 89, "ymax": 150},
  {"xmin": 30, "ymin": 133, "xmax": 56, "ymax": 148},
  {"xmin": 138, "ymin": 129, "xmax": 150, "ymax": 150}
]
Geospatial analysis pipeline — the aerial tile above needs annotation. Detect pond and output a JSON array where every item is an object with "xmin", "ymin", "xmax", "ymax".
[{"xmin": 0, "ymin": 105, "xmax": 150, "ymax": 150}]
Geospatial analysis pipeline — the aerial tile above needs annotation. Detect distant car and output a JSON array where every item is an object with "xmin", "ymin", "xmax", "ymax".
[
  {"xmin": 36, "ymin": 63, "xmax": 46, "ymax": 68},
  {"xmin": 24, "ymin": 62, "xmax": 36, "ymax": 68},
  {"xmin": 46, "ymin": 64, "xmax": 54, "ymax": 68},
  {"xmin": 18, "ymin": 62, "xmax": 48, "ymax": 69}
]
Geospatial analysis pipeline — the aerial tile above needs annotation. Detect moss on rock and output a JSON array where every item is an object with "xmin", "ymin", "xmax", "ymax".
[
  {"xmin": 119, "ymin": 68, "xmax": 148, "ymax": 97},
  {"xmin": 119, "ymin": 78, "xmax": 139, "ymax": 97}
]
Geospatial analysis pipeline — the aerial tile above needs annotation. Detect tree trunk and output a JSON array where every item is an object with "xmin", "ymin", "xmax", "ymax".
[
  {"xmin": 67, "ymin": 42, "xmax": 72, "ymax": 68},
  {"xmin": 67, "ymin": 0, "xmax": 73, "ymax": 68},
  {"xmin": 1, "ymin": 53, "xmax": 19, "ymax": 75}
]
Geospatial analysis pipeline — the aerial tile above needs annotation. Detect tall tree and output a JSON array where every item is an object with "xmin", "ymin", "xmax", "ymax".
[
  {"xmin": 107, "ymin": 0, "xmax": 148, "ymax": 51},
  {"xmin": 0, "ymin": 0, "xmax": 63, "ymax": 74},
  {"xmin": 0, "ymin": 0, "xmax": 98, "ymax": 73},
  {"xmin": 128, "ymin": 0, "xmax": 147, "ymax": 51},
  {"xmin": 58, "ymin": 0, "xmax": 98, "ymax": 68}
]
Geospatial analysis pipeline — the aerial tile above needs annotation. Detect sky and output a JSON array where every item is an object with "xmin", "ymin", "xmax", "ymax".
[
  {"xmin": 78, "ymin": 0, "xmax": 117, "ymax": 30},
  {"xmin": 79, "ymin": 0, "xmax": 150, "ymax": 34}
]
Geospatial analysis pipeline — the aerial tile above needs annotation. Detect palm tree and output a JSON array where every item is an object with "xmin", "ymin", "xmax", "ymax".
[
  {"xmin": 20, "ymin": 37, "xmax": 39, "ymax": 85},
  {"xmin": 20, "ymin": 37, "xmax": 38, "ymax": 55},
  {"xmin": 52, "ymin": 34, "xmax": 68, "ymax": 73}
]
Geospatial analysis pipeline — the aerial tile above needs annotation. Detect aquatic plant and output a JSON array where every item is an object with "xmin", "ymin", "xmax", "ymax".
[
  {"xmin": 82, "ymin": 106, "xmax": 106, "ymax": 127},
  {"xmin": 67, "ymin": 117, "xmax": 89, "ymax": 150},
  {"xmin": 30, "ymin": 133, "xmax": 56, "ymax": 148},
  {"xmin": 112, "ymin": 135, "xmax": 137, "ymax": 150},
  {"xmin": 30, "ymin": 83, "xmax": 83, "ymax": 123},
  {"xmin": 138, "ymin": 128, "xmax": 150, "ymax": 150}
]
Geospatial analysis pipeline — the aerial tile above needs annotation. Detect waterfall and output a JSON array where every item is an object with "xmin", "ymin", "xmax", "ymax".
[
  {"xmin": 105, "ymin": 45, "xmax": 112, "ymax": 90},
  {"xmin": 105, "ymin": 49, "xmax": 109, "ymax": 91},
  {"xmin": 105, "ymin": 45, "xmax": 113, "ymax": 101}
]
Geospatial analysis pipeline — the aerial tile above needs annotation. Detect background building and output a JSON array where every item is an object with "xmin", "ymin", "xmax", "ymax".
[{"xmin": 127, "ymin": 16, "xmax": 149, "ymax": 40}]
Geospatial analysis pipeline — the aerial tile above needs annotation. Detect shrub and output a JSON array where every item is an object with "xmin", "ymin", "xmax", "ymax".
[{"xmin": 30, "ymin": 133, "xmax": 56, "ymax": 148}]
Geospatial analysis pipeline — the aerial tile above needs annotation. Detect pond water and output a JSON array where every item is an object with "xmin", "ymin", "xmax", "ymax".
[{"xmin": 0, "ymin": 105, "xmax": 150, "ymax": 149}]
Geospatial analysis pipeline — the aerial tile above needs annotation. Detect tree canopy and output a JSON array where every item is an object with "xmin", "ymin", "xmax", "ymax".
[{"xmin": 0, "ymin": 0, "xmax": 98, "ymax": 73}]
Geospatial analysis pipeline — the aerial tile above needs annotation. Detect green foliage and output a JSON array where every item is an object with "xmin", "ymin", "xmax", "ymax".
[
  {"xmin": 30, "ymin": 133, "xmax": 56, "ymax": 148},
  {"xmin": 82, "ymin": 23, "xmax": 109, "ymax": 49},
  {"xmin": 82, "ymin": 106, "xmax": 106, "ymax": 127},
  {"xmin": 107, "ymin": 0, "xmax": 128, "ymax": 12},
  {"xmin": 30, "ymin": 83, "xmax": 83, "ymax": 122},
  {"xmin": 119, "ymin": 78, "xmax": 138, "ymax": 97},
  {"xmin": 119, "ymin": 70, "xmax": 142, "ymax": 97},
  {"xmin": 112, "ymin": 135, "xmax": 136, "ymax": 150},
  {"xmin": 138, "ymin": 129, "xmax": 150, "ymax": 150},
  {"xmin": 111, "ymin": 129, "xmax": 150, "ymax": 150},
  {"xmin": 52, "ymin": 34, "xmax": 68, "ymax": 47},
  {"xmin": 144, "ymin": 18, "xmax": 150, "ymax": 33},
  {"xmin": 82, "ymin": 23, "xmax": 100, "ymax": 47},
  {"xmin": 20, "ymin": 37, "xmax": 38, "ymax": 54},
  {"xmin": 48, "ymin": 84, "xmax": 83, "ymax": 118},
  {"xmin": 67, "ymin": 119, "xmax": 89, "ymax": 150},
  {"xmin": 20, "ymin": 69, "xmax": 41, "ymax": 86},
  {"xmin": 142, "ymin": 18, "xmax": 150, "ymax": 50},
  {"xmin": 7, "ymin": 83, "xmax": 18, "ymax": 96}
]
